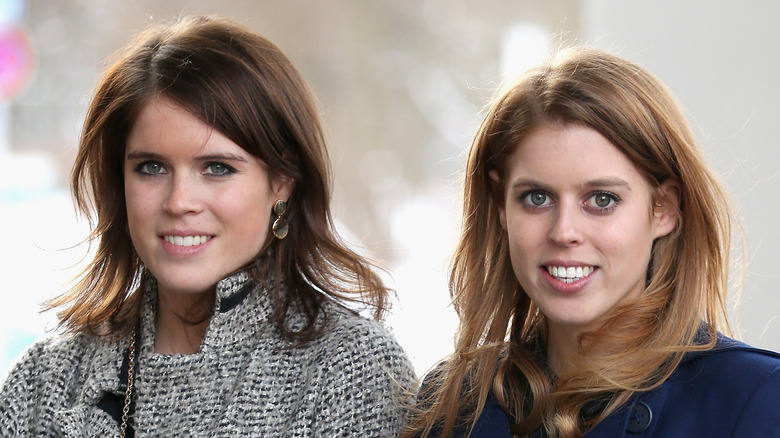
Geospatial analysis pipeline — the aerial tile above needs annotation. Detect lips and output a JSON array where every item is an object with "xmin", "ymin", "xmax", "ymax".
[{"xmin": 162, "ymin": 235, "xmax": 213, "ymax": 247}]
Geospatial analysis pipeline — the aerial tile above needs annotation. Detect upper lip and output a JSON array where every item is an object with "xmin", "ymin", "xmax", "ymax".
[
  {"xmin": 541, "ymin": 260, "xmax": 595, "ymax": 268},
  {"xmin": 159, "ymin": 229, "xmax": 213, "ymax": 237}
]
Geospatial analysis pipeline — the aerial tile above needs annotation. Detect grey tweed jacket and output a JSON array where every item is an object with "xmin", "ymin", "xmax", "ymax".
[{"xmin": 0, "ymin": 272, "xmax": 416, "ymax": 437}]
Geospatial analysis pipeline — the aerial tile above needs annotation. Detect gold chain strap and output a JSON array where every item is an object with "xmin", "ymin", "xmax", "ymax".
[{"xmin": 120, "ymin": 328, "xmax": 136, "ymax": 438}]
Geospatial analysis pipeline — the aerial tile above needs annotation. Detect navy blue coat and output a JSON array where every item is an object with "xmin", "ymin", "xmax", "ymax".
[{"xmin": 463, "ymin": 338, "xmax": 780, "ymax": 437}]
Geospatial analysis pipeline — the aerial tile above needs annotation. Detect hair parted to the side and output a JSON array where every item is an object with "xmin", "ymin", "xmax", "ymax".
[
  {"xmin": 46, "ymin": 15, "xmax": 390, "ymax": 343},
  {"xmin": 401, "ymin": 46, "xmax": 738, "ymax": 437}
]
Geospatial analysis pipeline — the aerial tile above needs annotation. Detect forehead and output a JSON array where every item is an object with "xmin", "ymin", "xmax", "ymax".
[
  {"xmin": 504, "ymin": 122, "xmax": 646, "ymax": 189},
  {"xmin": 126, "ymin": 97, "xmax": 220, "ymax": 155}
]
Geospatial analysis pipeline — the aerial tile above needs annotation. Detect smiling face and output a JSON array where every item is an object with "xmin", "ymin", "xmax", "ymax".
[
  {"xmin": 493, "ymin": 122, "xmax": 678, "ymax": 342},
  {"xmin": 124, "ymin": 98, "xmax": 292, "ymax": 299}
]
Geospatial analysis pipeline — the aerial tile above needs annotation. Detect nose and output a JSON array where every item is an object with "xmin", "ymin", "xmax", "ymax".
[
  {"xmin": 548, "ymin": 202, "xmax": 584, "ymax": 247},
  {"xmin": 162, "ymin": 174, "xmax": 202, "ymax": 215}
]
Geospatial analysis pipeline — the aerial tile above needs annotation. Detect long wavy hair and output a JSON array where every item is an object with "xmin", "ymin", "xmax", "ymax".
[
  {"xmin": 402, "ymin": 46, "xmax": 737, "ymax": 437},
  {"xmin": 46, "ymin": 15, "xmax": 390, "ymax": 343}
]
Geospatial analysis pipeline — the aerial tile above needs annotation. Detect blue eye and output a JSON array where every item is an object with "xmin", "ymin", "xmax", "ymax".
[
  {"xmin": 594, "ymin": 193, "xmax": 611, "ymax": 207},
  {"xmin": 205, "ymin": 162, "xmax": 236, "ymax": 176},
  {"xmin": 137, "ymin": 161, "xmax": 165, "ymax": 175},
  {"xmin": 520, "ymin": 190, "xmax": 553, "ymax": 208},
  {"xmin": 529, "ymin": 192, "xmax": 547, "ymax": 205},
  {"xmin": 587, "ymin": 191, "xmax": 620, "ymax": 211}
]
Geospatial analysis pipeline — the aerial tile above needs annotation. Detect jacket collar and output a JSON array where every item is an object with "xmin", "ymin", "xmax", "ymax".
[{"xmin": 53, "ymin": 271, "xmax": 276, "ymax": 436}]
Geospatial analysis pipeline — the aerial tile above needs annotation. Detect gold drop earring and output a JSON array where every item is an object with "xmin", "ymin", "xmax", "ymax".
[{"xmin": 272, "ymin": 199, "xmax": 289, "ymax": 239}]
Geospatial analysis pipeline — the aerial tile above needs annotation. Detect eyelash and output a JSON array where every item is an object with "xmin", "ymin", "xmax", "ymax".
[
  {"xmin": 134, "ymin": 161, "xmax": 165, "ymax": 176},
  {"xmin": 204, "ymin": 162, "xmax": 237, "ymax": 176},
  {"xmin": 519, "ymin": 189, "xmax": 554, "ymax": 210},
  {"xmin": 132, "ymin": 161, "xmax": 238, "ymax": 177},
  {"xmin": 517, "ymin": 189, "xmax": 621, "ymax": 213}
]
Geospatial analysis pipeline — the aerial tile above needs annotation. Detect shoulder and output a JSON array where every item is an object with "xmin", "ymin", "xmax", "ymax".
[
  {"xmin": 0, "ymin": 333, "xmax": 106, "ymax": 434},
  {"xmin": 414, "ymin": 363, "xmax": 513, "ymax": 438},
  {"xmin": 1, "ymin": 332, "xmax": 109, "ymax": 390},
  {"xmin": 671, "ymin": 335, "xmax": 780, "ymax": 396},
  {"xmin": 635, "ymin": 336, "xmax": 780, "ymax": 437},
  {"xmin": 707, "ymin": 341, "xmax": 780, "ymax": 435},
  {"xmin": 582, "ymin": 337, "xmax": 780, "ymax": 437},
  {"xmin": 2, "ymin": 333, "xmax": 98, "ymax": 385},
  {"xmin": 302, "ymin": 305, "xmax": 416, "ymax": 436},
  {"xmin": 315, "ymin": 304, "xmax": 415, "ymax": 381},
  {"xmin": 467, "ymin": 393, "xmax": 513, "ymax": 438},
  {"xmin": 679, "ymin": 336, "xmax": 780, "ymax": 381}
]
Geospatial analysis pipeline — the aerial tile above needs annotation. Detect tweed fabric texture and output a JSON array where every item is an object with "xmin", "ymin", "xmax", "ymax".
[{"xmin": 0, "ymin": 272, "xmax": 416, "ymax": 437}]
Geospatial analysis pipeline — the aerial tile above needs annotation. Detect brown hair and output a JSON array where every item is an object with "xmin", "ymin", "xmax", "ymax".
[
  {"xmin": 47, "ymin": 15, "xmax": 389, "ymax": 343},
  {"xmin": 402, "ymin": 46, "xmax": 736, "ymax": 437}
]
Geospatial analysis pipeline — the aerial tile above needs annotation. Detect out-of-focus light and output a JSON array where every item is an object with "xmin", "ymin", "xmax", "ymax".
[
  {"xmin": 0, "ymin": 24, "xmax": 35, "ymax": 102},
  {"xmin": 501, "ymin": 23, "xmax": 550, "ymax": 81},
  {"xmin": 0, "ymin": 151, "xmax": 58, "ymax": 199},
  {"xmin": 0, "ymin": 0, "xmax": 25, "ymax": 24},
  {"xmin": 359, "ymin": 149, "xmax": 402, "ymax": 193},
  {"xmin": 387, "ymin": 193, "xmax": 459, "ymax": 373}
]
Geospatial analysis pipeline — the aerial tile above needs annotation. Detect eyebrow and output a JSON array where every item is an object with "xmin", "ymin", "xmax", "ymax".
[
  {"xmin": 581, "ymin": 177, "xmax": 632, "ymax": 191},
  {"xmin": 509, "ymin": 177, "xmax": 632, "ymax": 192},
  {"xmin": 125, "ymin": 150, "xmax": 250, "ymax": 163}
]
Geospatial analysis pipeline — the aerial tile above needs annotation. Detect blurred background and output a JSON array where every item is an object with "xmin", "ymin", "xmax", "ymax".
[{"xmin": 1, "ymin": 0, "xmax": 779, "ymax": 378}]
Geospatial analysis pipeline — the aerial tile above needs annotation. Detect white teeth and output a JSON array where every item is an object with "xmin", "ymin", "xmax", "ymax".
[
  {"xmin": 546, "ymin": 265, "xmax": 595, "ymax": 283},
  {"xmin": 164, "ymin": 235, "xmax": 212, "ymax": 247}
]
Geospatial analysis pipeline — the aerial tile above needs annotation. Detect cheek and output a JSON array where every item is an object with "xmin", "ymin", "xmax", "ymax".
[
  {"xmin": 124, "ymin": 191, "xmax": 157, "ymax": 256},
  {"xmin": 598, "ymin": 218, "xmax": 655, "ymax": 260},
  {"xmin": 226, "ymin": 190, "xmax": 273, "ymax": 240},
  {"xmin": 505, "ymin": 213, "xmax": 544, "ymax": 247},
  {"xmin": 504, "ymin": 216, "xmax": 542, "ymax": 272},
  {"xmin": 124, "ymin": 183, "xmax": 147, "ymax": 227}
]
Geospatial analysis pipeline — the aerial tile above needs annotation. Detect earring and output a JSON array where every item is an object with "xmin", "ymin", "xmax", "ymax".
[{"xmin": 272, "ymin": 199, "xmax": 289, "ymax": 239}]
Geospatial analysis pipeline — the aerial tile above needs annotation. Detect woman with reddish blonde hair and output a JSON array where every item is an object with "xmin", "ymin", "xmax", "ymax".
[
  {"xmin": 0, "ymin": 15, "xmax": 414, "ymax": 437},
  {"xmin": 402, "ymin": 47, "xmax": 780, "ymax": 437}
]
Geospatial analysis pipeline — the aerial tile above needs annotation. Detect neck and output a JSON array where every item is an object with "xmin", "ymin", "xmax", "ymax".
[
  {"xmin": 154, "ymin": 290, "xmax": 214, "ymax": 355},
  {"xmin": 545, "ymin": 324, "xmax": 585, "ymax": 376}
]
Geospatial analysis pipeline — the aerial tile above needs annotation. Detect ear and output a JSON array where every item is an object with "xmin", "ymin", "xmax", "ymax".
[
  {"xmin": 488, "ymin": 170, "xmax": 507, "ymax": 230},
  {"xmin": 651, "ymin": 178, "xmax": 680, "ymax": 239},
  {"xmin": 272, "ymin": 174, "xmax": 295, "ymax": 203}
]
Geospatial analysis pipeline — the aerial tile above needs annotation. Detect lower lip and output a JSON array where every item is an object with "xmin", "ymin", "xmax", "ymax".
[
  {"xmin": 541, "ymin": 267, "xmax": 597, "ymax": 294},
  {"xmin": 160, "ymin": 237, "xmax": 213, "ymax": 256}
]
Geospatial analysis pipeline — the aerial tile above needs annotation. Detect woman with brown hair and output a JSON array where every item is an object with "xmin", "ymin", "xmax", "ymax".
[
  {"xmin": 402, "ymin": 47, "xmax": 780, "ymax": 437},
  {"xmin": 0, "ymin": 15, "xmax": 414, "ymax": 437}
]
